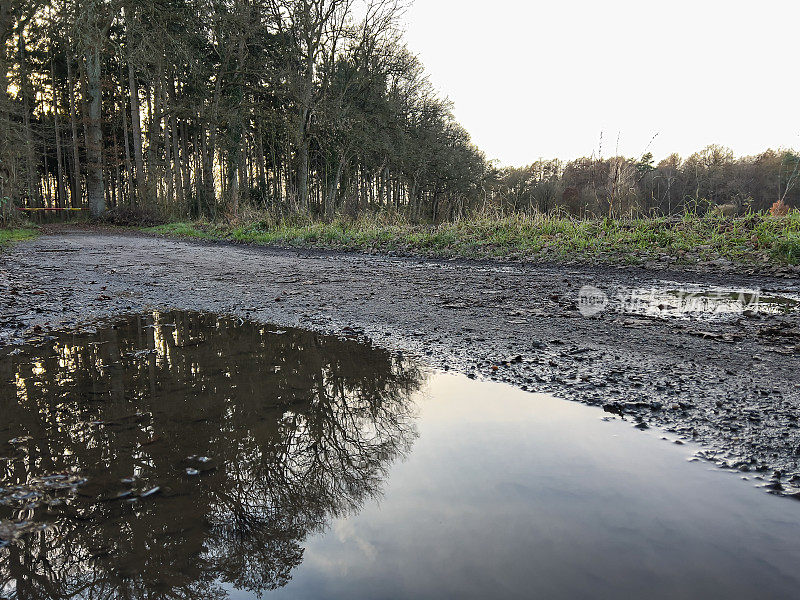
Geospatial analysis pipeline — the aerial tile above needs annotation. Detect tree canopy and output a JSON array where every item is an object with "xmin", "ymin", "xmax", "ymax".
[{"xmin": 0, "ymin": 0, "xmax": 487, "ymax": 220}]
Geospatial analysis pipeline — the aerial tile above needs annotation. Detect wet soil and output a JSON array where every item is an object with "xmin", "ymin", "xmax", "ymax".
[{"xmin": 2, "ymin": 227, "xmax": 800, "ymax": 482}]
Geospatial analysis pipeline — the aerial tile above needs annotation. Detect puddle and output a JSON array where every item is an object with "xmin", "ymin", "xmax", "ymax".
[
  {"xmin": 3, "ymin": 312, "xmax": 800, "ymax": 599},
  {"xmin": 624, "ymin": 285, "xmax": 800, "ymax": 318}
]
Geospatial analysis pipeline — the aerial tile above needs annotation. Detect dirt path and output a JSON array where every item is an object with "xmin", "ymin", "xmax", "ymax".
[{"xmin": 3, "ymin": 228, "xmax": 800, "ymax": 484}]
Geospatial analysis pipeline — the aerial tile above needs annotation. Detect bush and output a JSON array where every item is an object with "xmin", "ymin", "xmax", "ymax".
[
  {"xmin": 0, "ymin": 196, "xmax": 23, "ymax": 227},
  {"xmin": 100, "ymin": 206, "xmax": 166, "ymax": 227},
  {"xmin": 770, "ymin": 199, "xmax": 790, "ymax": 217}
]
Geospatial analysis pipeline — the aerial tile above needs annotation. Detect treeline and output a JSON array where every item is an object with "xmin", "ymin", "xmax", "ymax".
[
  {"xmin": 2, "ymin": 2, "xmax": 798, "ymax": 226},
  {"xmin": 0, "ymin": 0, "xmax": 486, "ymax": 222},
  {"xmin": 489, "ymin": 145, "xmax": 800, "ymax": 218}
]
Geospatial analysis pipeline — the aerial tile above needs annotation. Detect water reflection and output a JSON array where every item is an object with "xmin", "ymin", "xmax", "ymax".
[
  {"xmin": 0, "ymin": 312, "xmax": 423, "ymax": 599},
  {"xmin": 627, "ymin": 286, "xmax": 800, "ymax": 318}
]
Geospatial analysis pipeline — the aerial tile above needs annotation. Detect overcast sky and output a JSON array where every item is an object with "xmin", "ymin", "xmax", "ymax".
[{"xmin": 401, "ymin": 0, "xmax": 800, "ymax": 166}]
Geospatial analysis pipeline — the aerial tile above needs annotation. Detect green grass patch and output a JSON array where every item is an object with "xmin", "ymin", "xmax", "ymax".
[
  {"xmin": 142, "ymin": 211, "xmax": 800, "ymax": 267},
  {"xmin": 773, "ymin": 233, "xmax": 800, "ymax": 264},
  {"xmin": 0, "ymin": 228, "xmax": 38, "ymax": 252}
]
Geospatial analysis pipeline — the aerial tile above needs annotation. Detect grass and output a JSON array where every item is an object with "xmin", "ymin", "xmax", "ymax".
[
  {"xmin": 774, "ymin": 233, "xmax": 800, "ymax": 264},
  {"xmin": 143, "ymin": 210, "xmax": 800, "ymax": 267},
  {"xmin": 0, "ymin": 228, "xmax": 38, "ymax": 252}
]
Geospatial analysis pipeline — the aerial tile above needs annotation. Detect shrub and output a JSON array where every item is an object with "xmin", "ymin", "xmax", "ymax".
[
  {"xmin": 770, "ymin": 199, "xmax": 790, "ymax": 217},
  {"xmin": 100, "ymin": 206, "xmax": 166, "ymax": 227}
]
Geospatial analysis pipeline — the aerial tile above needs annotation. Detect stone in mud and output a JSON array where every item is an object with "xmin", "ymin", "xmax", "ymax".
[
  {"xmin": 602, "ymin": 402, "xmax": 624, "ymax": 415},
  {"xmin": 625, "ymin": 401, "xmax": 651, "ymax": 410}
]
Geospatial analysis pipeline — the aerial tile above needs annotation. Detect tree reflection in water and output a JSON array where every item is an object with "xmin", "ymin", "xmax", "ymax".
[{"xmin": 0, "ymin": 312, "xmax": 423, "ymax": 599}]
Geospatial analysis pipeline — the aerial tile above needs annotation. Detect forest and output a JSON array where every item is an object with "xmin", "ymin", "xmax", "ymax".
[
  {"xmin": 1, "ymin": 0, "xmax": 798, "ymax": 225},
  {"xmin": 1, "ymin": 0, "xmax": 486, "ymax": 223},
  {"xmin": 491, "ymin": 146, "xmax": 800, "ymax": 219}
]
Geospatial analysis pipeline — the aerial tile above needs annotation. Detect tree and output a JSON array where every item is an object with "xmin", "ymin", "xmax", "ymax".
[{"xmin": 77, "ymin": 0, "xmax": 116, "ymax": 217}]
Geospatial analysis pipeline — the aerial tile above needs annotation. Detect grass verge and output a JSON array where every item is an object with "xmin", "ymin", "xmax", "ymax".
[
  {"xmin": 0, "ymin": 228, "xmax": 38, "ymax": 253},
  {"xmin": 143, "ymin": 211, "xmax": 800, "ymax": 267}
]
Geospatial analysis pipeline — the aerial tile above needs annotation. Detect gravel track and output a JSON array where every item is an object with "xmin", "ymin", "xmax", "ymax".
[{"xmin": 3, "ymin": 228, "xmax": 800, "ymax": 488}]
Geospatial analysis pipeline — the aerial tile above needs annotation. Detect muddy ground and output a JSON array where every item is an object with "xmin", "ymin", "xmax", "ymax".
[{"xmin": 3, "ymin": 227, "xmax": 800, "ymax": 488}]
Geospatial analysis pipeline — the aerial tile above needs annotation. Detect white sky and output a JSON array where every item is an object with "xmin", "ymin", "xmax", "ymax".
[{"xmin": 402, "ymin": 0, "xmax": 800, "ymax": 166}]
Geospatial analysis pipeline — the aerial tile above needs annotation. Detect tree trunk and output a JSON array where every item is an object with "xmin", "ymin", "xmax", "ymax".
[
  {"xmin": 0, "ymin": 4, "xmax": 12, "ymax": 212},
  {"xmin": 124, "ymin": 9, "xmax": 145, "ymax": 204},
  {"xmin": 18, "ymin": 31, "xmax": 38, "ymax": 206},
  {"xmin": 112, "ymin": 127, "xmax": 121, "ymax": 208},
  {"xmin": 325, "ymin": 155, "xmax": 343, "ymax": 220},
  {"xmin": 295, "ymin": 60, "xmax": 313, "ymax": 213},
  {"xmin": 181, "ymin": 121, "xmax": 191, "ymax": 213},
  {"xmin": 193, "ymin": 129, "xmax": 201, "ymax": 216},
  {"xmin": 85, "ymin": 44, "xmax": 105, "ymax": 217},
  {"xmin": 147, "ymin": 70, "xmax": 162, "ymax": 201},
  {"xmin": 127, "ymin": 62, "xmax": 145, "ymax": 203},
  {"xmin": 66, "ymin": 53, "xmax": 81, "ymax": 207},
  {"xmin": 256, "ymin": 119, "xmax": 266, "ymax": 201},
  {"xmin": 169, "ymin": 78, "xmax": 183, "ymax": 208},
  {"xmin": 239, "ymin": 142, "xmax": 248, "ymax": 207},
  {"xmin": 121, "ymin": 74, "xmax": 134, "ymax": 205},
  {"xmin": 227, "ymin": 156, "xmax": 240, "ymax": 214},
  {"xmin": 52, "ymin": 57, "xmax": 66, "ymax": 208},
  {"xmin": 297, "ymin": 137, "xmax": 310, "ymax": 212},
  {"xmin": 201, "ymin": 128, "xmax": 216, "ymax": 217},
  {"xmin": 162, "ymin": 74, "xmax": 174, "ymax": 206}
]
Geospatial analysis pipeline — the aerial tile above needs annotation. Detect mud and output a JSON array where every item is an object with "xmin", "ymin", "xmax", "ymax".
[{"xmin": 2, "ymin": 227, "xmax": 800, "ymax": 482}]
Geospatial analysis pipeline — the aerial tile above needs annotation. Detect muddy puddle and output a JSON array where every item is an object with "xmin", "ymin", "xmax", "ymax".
[
  {"xmin": 622, "ymin": 285, "xmax": 800, "ymax": 319},
  {"xmin": 2, "ymin": 312, "xmax": 800, "ymax": 599}
]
